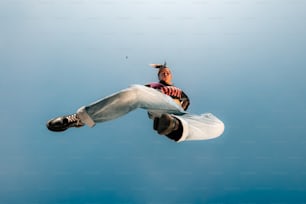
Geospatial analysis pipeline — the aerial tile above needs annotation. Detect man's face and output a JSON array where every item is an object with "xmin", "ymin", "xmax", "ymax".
[{"xmin": 158, "ymin": 68, "xmax": 172, "ymax": 84}]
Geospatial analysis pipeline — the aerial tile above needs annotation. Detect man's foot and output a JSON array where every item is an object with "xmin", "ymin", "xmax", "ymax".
[
  {"xmin": 46, "ymin": 113, "xmax": 84, "ymax": 132},
  {"xmin": 154, "ymin": 113, "xmax": 179, "ymax": 135}
]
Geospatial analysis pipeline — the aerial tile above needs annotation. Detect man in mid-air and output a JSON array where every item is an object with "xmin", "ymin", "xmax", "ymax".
[{"xmin": 47, "ymin": 63, "xmax": 224, "ymax": 142}]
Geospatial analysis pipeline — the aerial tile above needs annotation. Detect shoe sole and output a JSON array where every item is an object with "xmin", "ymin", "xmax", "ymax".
[
  {"xmin": 157, "ymin": 114, "xmax": 173, "ymax": 135},
  {"xmin": 153, "ymin": 118, "xmax": 159, "ymax": 131}
]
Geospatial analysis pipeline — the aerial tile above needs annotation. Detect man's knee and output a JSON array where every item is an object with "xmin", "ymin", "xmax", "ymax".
[{"xmin": 129, "ymin": 84, "xmax": 147, "ymax": 93}]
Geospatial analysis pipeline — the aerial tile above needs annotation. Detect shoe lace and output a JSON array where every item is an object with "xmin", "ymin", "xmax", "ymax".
[{"xmin": 66, "ymin": 114, "xmax": 83, "ymax": 126}]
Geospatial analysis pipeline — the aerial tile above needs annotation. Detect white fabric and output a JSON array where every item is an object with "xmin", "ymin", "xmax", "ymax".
[
  {"xmin": 77, "ymin": 84, "xmax": 224, "ymax": 142},
  {"xmin": 174, "ymin": 113, "xmax": 224, "ymax": 142}
]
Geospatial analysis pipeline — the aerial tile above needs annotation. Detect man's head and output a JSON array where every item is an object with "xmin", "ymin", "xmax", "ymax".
[
  {"xmin": 158, "ymin": 67, "xmax": 172, "ymax": 85},
  {"xmin": 150, "ymin": 62, "xmax": 173, "ymax": 85}
]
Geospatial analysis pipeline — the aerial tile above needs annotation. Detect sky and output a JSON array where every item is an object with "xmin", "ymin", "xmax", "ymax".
[{"xmin": 1, "ymin": 0, "xmax": 306, "ymax": 203}]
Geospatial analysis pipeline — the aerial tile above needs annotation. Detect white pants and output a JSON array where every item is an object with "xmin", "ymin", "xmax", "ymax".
[{"xmin": 77, "ymin": 85, "xmax": 224, "ymax": 142}]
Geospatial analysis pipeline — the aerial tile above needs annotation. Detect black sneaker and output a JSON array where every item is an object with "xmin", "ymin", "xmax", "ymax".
[
  {"xmin": 155, "ymin": 113, "xmax": 179, "ymax": 135},
  {"xmin": 46, "ymin": 113, "xmax": 84, "ymax": 132}
]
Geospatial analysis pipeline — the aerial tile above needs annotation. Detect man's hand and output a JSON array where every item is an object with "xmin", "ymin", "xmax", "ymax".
[{"xmin": 173, "ymin": 99, "xmax": 182, "ymax": 107}]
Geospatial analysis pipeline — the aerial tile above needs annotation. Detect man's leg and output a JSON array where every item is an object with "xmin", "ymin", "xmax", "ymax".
[
  {"xmin": 47, "ymin": 85, "xmax": 185, "ymax": 132},
  {"xmin": 154, "ymin": 113, "xmax": 224, "ymax": 142},
  {"xmin": 176, "ymin": 113, "xmax": 224, "ymax": 141}
]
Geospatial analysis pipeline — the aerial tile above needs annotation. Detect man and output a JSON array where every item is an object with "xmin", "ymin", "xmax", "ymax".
[{"xmin": 47, "ymin": 63, "xmax": 224, "ymax": 142}]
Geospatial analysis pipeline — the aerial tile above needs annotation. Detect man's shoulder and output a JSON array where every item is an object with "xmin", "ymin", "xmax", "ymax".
[
  {"xmin": 145, "ymin": 81, "xmax": 184, "ymax": 90},
  {"xmin": 145, "ymin": 82, "xmax": 165, "ymax": 89}
]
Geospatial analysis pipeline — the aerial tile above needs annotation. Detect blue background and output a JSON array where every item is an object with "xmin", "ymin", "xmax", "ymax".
[{"xmin": 1, "ymin": 0, "xmax": 306, "ymax": 203}]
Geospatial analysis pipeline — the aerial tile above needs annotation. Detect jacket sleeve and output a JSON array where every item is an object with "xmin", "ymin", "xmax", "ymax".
[{"xmin": 180, "ymin": 91, "xmax": 190, "ymax": 111}]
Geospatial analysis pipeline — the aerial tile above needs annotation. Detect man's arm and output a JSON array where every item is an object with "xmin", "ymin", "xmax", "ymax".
[
  {"xmin": 180, "ymin": 91, "xmax": 190, "ymax": 111},
  {"xmin": 146, "ymin": 83, "xmax": 190, "ymax": 110}
]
